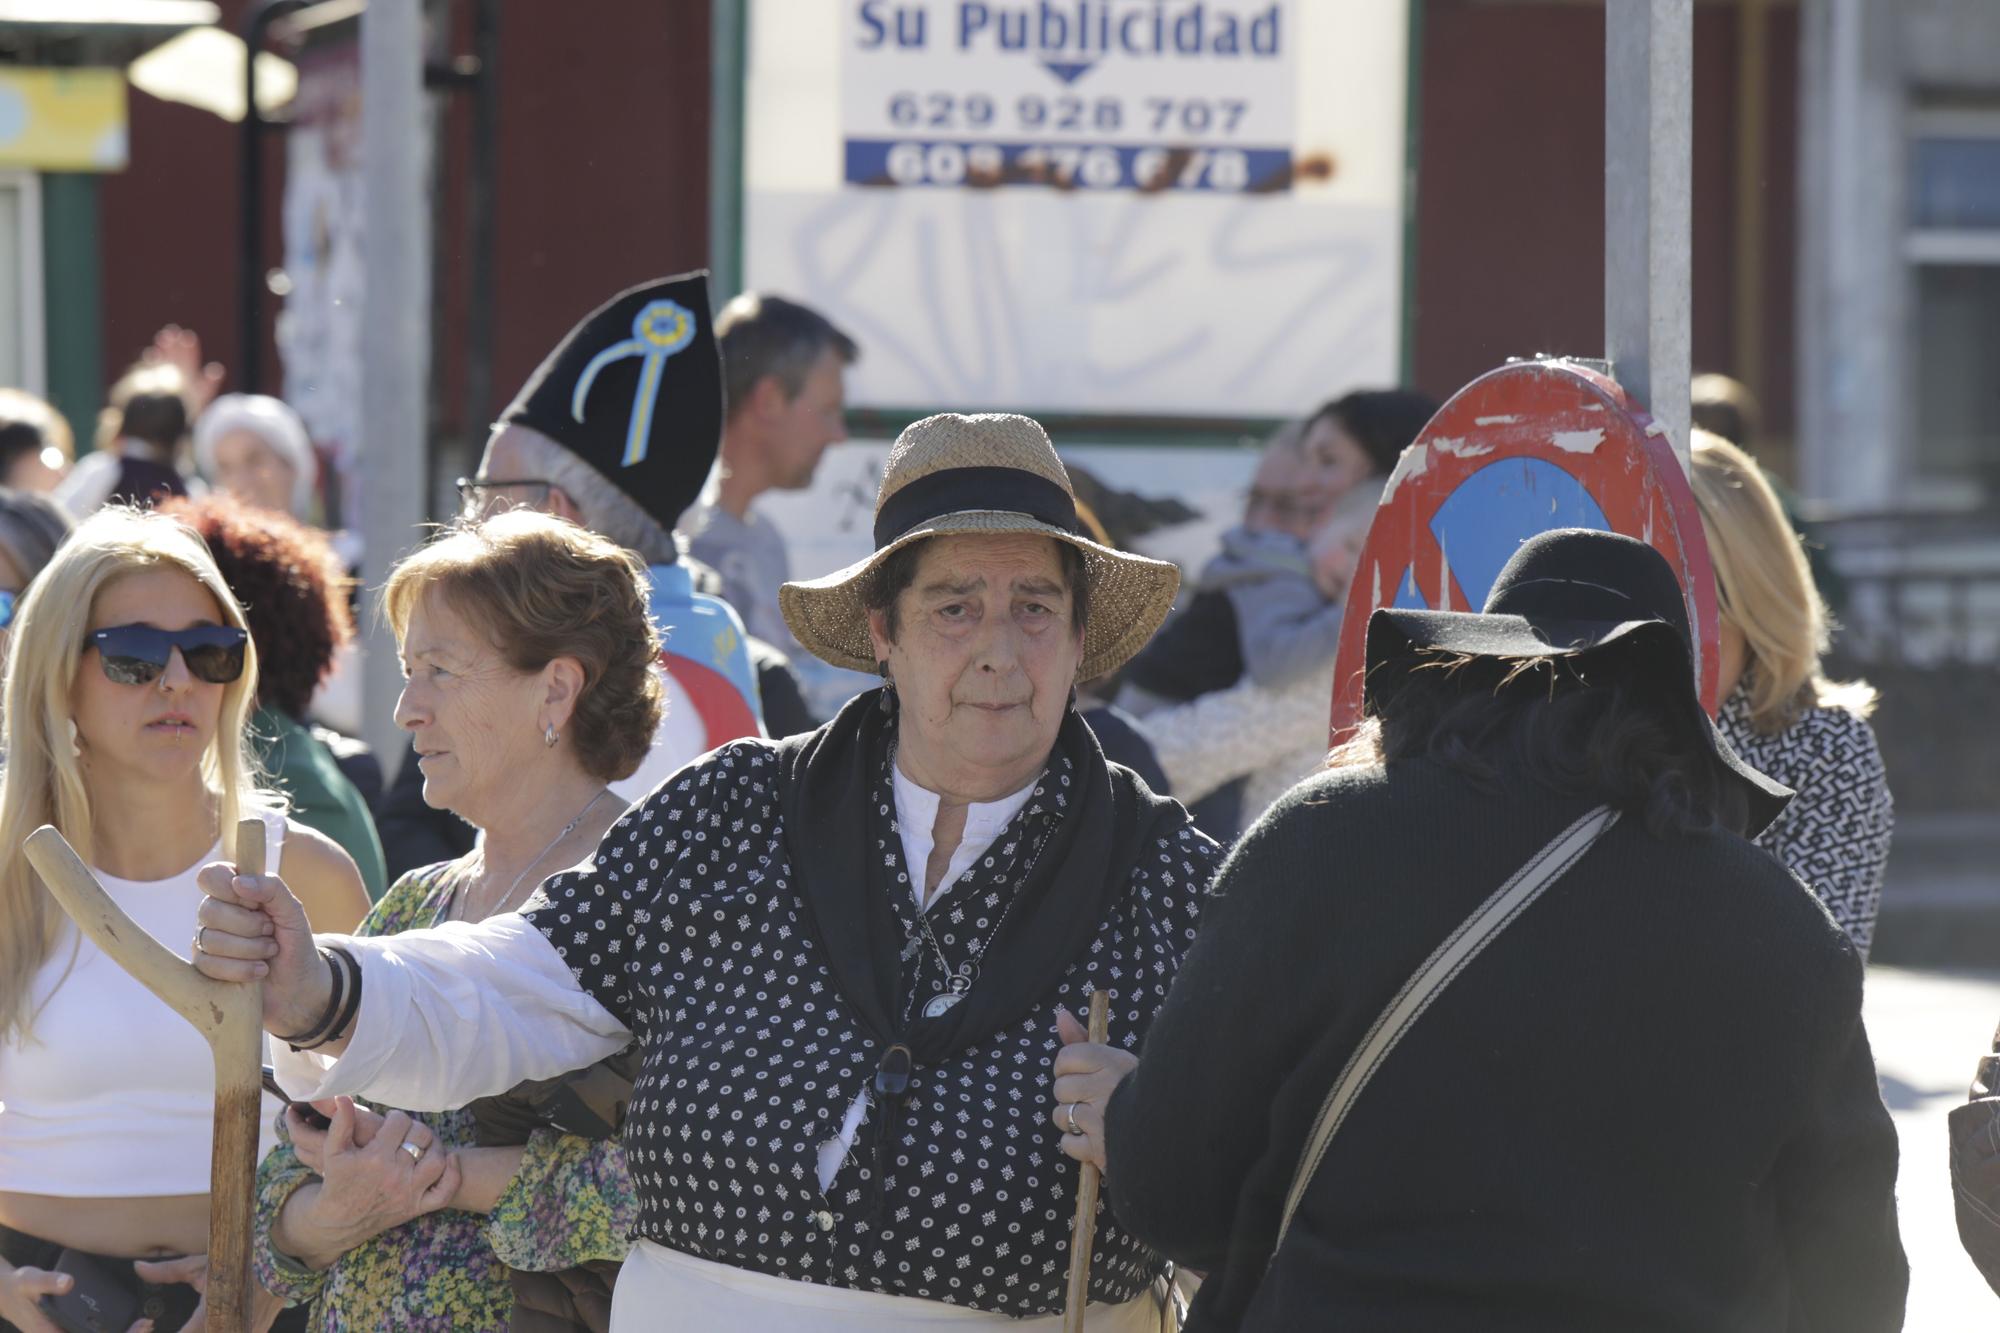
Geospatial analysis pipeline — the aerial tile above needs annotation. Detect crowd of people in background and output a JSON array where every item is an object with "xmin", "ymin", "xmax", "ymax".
[
  {"xmin": 0, "ymin": 309, "xmax": 1889, "ymax": 887},
  {"xmin": 0, "ymin": 267, "xmax": 1935, "ymax": 1332}
]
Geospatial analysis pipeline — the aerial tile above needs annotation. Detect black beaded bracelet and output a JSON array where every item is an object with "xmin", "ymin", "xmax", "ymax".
[
  {"xmin": 281, "ymin": 948, "xmax": 346, "ymax": 1052},
  {"xmin": 322, "ymin": 943, "xmax": 364, "ymax": 1046}
]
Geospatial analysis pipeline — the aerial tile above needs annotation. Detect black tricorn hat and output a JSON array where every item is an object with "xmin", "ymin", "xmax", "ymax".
[
  {"xmin": 500, "ymin": 271, "xmax": 721, "ymax": 532},
  {"xmin": 1363, "ymin": 528, "xmax": 1792, "ymax": 838}
]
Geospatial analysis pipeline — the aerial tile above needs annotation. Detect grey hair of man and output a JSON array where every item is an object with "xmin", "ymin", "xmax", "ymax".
[
  {"xmin": 500, "ymin": 424, "xmax": 683, "ymax": 567},
  {"xmin": 716, "ymin": 293, "xmax": 860, "ymax": 422}
]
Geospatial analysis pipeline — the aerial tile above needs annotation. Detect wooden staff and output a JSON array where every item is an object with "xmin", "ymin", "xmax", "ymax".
[
  {"xmin": 1063, "ymin": 988, "xmax": 1112, "ymax": 1333},
  {"xmin": 25, "ymin": 818, "xmax": 266, "ymax": 1333}
]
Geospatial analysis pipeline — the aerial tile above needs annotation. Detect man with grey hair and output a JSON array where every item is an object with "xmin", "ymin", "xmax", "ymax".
[
  {"xmin": 461, "ymin": 273, "xmax": 768, "ymax": 795},
  {"xmin": 474, "ymin": 418, "xmax": 683, "ymax": 567},
  {"xmin": 684, "ymin": 293, "xmax": 861, "ymax": 710}
]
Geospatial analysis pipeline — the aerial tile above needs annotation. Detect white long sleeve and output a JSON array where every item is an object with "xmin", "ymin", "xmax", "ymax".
[{"xmin": 271, "ymin": 912, "xmax": 631, "ymax": 1111}]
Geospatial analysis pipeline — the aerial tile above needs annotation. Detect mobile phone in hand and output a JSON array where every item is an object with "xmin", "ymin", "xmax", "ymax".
[
  {"xmin": 38, "ymin": 1248, "xmax": 140, "ymax": 1333},
  {"xmin": 261, "ymin": 1065, "xmax": 333, "ymax": 1130}
]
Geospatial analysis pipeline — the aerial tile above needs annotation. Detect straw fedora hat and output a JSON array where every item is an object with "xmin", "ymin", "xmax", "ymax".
[{"xmin": 779, "ymin": 413, "xmax": 1181, "ymax": 681}]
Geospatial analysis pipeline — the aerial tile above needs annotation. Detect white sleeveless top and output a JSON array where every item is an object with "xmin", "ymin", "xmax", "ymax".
[{"xmin": 0, "ymin": 812, "xmax": 286, "ymax": 1197}]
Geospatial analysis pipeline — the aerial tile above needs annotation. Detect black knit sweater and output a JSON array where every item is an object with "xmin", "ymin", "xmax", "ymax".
[{"xmin": 1105, "ymin": 756, "xmax": 1907, "ymax": 1332}]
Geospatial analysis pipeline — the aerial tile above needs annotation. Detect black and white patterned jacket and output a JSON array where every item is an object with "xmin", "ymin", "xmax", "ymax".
[{"xmin": 1718, "ymin": 689, "xmax": 1893, "ymax": 957}]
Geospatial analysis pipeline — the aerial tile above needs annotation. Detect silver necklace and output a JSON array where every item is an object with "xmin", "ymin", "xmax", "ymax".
[
  {"xmin": 912, "ymin": 819, "xmax": 1053, "ymax": 1019},
  {"xmin": 454, "ymin": 789, "xmax": 610, "ymax": 921},
  {"xmin": 888, "ymin": 738, "xmax": 1055, "ymax": 1020}
]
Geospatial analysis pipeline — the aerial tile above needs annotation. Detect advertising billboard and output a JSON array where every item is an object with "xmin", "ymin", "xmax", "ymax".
[{"xmin": 742, "ymin": 0, "xmax": 1412, "ymax": 422}]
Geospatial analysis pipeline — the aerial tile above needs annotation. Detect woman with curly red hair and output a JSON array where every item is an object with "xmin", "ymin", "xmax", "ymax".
[{"xmin": 163, "ymin": 494, "xmax": 388, "ymax": 898}]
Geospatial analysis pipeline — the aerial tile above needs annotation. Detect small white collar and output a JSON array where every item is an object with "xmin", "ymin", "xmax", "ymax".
[
  {"xmin": 892, "ymin": 763, "xmax": 1040, "ymax": 909},
  {"xmin": 892, "ymin": 764, "xmax": 1039, "ymax": 834}
]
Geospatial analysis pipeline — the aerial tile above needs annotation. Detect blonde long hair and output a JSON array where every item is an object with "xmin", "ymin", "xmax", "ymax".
[
  {"xmin": 1688, "ymin": 430, "xmax": 1876, "ymax": 733},
  {"xmin": 0, "ymin": 508, "xmax": 267, "ymax": 1044}
]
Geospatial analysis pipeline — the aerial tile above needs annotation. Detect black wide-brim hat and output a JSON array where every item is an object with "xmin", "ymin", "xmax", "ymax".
[{"xmin": 1363, "ymin": 528, "xmax": 1792, "ymax": 837}]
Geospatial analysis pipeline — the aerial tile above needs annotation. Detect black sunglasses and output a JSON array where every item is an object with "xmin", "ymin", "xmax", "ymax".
[{"xmin": 85, "ymin": 624, "xmax": 248, "ymax": 686}]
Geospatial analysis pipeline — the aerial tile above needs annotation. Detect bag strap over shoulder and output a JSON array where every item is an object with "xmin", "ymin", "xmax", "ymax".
[{"xmin": 1271, "ymin": 804, "xmax": 1620, "ymax": 1253}]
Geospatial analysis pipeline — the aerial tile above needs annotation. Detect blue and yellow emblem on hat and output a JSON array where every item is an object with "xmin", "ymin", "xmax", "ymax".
[{"xmin": 502, "ymin": 271, "xmax": 722, "ymax": 531}]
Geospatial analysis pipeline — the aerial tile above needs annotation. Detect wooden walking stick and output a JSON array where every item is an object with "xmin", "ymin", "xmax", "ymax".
[
  {"xmin": 1063, "ymin": 989, "xmax": 1112, "ymax": 1333},
  {"xmin": 25, "ymin": 819, "xmax": 266, "ymax": 1333}
]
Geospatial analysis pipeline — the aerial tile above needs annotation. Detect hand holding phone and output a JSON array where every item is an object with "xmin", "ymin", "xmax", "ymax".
[
  {"xmin": 36, "ymin": 1250, "xmax": 139, "ymax": 1333},
  {"xmin": 260, "ymin": 1066, "xmax": 332, "ymax": 1131}
]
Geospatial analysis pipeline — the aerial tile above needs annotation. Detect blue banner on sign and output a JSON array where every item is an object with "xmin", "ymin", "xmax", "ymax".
[
  {"xmin": 1427, "ymin": 459, "xmax": 1610, "ymax": 609},
  {"xmin": 844, "ymin": 137, "xmax": 1293, "ymax": 192}
]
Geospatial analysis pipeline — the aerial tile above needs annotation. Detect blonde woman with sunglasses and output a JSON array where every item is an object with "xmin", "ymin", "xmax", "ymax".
[
  {"xmin": 1691, "ymin": 431, "xmax": 1891, "ymax": 958},
  {"xmin": 0, "ymin": 508, "xmax": 368, "ymax": 1333}
]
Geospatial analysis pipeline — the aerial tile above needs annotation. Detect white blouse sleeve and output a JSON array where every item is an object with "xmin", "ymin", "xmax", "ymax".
[{"xmin": 271, "ymin": 912, "xmax": 632, "ymax": 1111}]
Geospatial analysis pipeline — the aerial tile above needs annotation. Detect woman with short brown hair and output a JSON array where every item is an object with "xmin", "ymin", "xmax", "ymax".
[{"xmin": 251, "ymin": 509, "xmax": 660, "ymax": 1330}]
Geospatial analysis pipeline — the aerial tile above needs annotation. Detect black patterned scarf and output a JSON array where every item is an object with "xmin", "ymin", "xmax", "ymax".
[{"xmin": 775, "ymin": 687, "xmax": 1180, "ymax": 1067}]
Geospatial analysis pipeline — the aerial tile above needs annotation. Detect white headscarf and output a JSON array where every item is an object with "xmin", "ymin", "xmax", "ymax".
[{"xmin": 193, "ymin": 394, "xmax": 317, "ymax": 520}]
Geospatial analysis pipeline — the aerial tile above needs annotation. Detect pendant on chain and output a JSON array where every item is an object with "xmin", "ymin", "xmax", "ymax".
[{"xmin": 923, "ymin": 968, "xmax": 974, "ymax": 1019}]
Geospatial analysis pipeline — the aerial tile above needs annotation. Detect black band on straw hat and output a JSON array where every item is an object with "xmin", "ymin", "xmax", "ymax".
[{"xmin": 871, "ymin": 466, "xmax": 1079, "ymax": 549}]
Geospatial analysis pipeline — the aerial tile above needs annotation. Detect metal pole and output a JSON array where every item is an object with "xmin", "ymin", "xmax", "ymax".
[
  {"xmin": 360, "ymin": 0, "xmax": 431, "ymax": 777},
  {"xmin": 709, "ymin": 0, "xmax": 746, "ymax": 297},
  {"xmin": 1605, "ymin": 0, "xmax": 1693, "ymax": 467}
]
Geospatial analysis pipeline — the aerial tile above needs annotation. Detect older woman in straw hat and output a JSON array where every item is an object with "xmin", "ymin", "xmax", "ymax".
[{"xmin": 187, "ymin": 413, "xmax": 1221, "ymax": 1330}]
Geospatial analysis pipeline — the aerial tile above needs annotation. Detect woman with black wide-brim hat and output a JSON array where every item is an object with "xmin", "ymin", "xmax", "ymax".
[
  {"xmin": 190, "ymin": 412, "xmax": 1222, "ymax": 1329},
  {"xmin": 1054, "ymin": 528, "xmax": 1908, "ymax": 1331}
]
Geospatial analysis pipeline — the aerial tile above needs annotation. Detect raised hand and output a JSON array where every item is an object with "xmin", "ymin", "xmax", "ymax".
[{"xmin": 144, "ymin": 325, "xmax": 225, "ymax": 416}]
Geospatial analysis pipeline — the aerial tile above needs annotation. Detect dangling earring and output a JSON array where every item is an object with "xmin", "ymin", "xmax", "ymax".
[
  {"xmin": 544, "ymin": 723, "xmax": 559, "ymax": 747},
  {"xmin": 65, "ymin": 719, "xmax": 81, "ymax": 759},
  {"xmin": 877, "ymin": 662, "xmax": 896, "ymax": 716}
]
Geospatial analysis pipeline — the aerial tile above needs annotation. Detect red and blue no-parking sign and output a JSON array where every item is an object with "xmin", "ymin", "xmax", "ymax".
[{"xmin": 1328, "ymin": 359, "xmax": 1720, "ymax": 741}]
